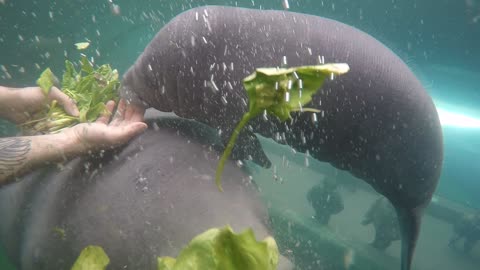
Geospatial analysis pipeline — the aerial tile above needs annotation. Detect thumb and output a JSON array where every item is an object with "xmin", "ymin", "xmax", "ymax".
[{"xmin": 49, "ymin": 86, "xmax": 80, "ymax": 117}]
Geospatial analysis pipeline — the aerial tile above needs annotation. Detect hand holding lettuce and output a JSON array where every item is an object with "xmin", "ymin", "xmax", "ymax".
[{"xmin": 20, "ymin": 55, "xmax": 119, "ymax": 135}]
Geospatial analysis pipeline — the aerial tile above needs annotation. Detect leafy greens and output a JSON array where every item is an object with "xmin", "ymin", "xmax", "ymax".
[
  {"xmin": 215, "ymin": 63, "xmax": 350, "ymax": 191},
  {"xmin": 20, "ymin": 55, "xmax": 119, "ymax": 134}
]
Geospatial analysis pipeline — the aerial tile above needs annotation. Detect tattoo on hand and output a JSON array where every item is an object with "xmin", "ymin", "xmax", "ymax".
[{"xmin": 0, "ymin": 137, "xmax": 32, "ymax": 177}]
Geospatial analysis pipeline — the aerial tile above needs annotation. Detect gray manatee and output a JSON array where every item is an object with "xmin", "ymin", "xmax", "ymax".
[
  {"xmin": 120, "ymin": 6, "xmax": 444, "ymax": 270},
  {"xmin": 0, "ymin": 118, "xmax": 293, "ymax": 270}
]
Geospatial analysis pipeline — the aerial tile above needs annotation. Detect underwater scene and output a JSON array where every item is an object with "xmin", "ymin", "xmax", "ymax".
[{"xmin": 0, "ymin": 0, "xmax": 479, "ymax": 269}]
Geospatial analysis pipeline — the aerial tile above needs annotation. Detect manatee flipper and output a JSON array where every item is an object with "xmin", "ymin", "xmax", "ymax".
[
  {"xmin": 395, "ymin": 206, "xmax": 422, "ymax": 270},
  {"xmin": 227, "ymin": 130, "xmax": 272, "ymax": 168}
]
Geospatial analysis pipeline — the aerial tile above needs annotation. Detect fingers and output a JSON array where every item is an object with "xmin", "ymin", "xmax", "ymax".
[
  {"xmin": 124, "ymin": 101, "xmax": 146, "ymax": 122},
  {"xmin": 111, "ymin": 98, "xmax": 145, "ymax": 126},
  {"xmin": 105, "ymin": 122, "xmax": 148, "ymax": 145},
  {"xmin": 111, "ymin": 98, "xmax": 126, "ymax": 126},
  {"xmin": 48, "ymin": 86, "xmax": 80, "ymax": 117},
  {"xmin": 95, "ymin": 100, "xmax": 115, "ymax": 124},
  {"xmin": 121, "ymin": 122, "xmax": 148, "ymax": 141}
]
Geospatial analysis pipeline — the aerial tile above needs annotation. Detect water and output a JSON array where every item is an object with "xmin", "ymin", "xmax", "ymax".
[{"xmin": 0, "ymin": 0, "xmax": 479, "ymax": 269}]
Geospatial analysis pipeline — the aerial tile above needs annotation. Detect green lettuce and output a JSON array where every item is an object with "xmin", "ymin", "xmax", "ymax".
[
  {"xmin": 157, "ymin": 226, "xmax": 279, "ymax": 270},
  {"xmin": 20, "ymin": 55, "xmax": 119, "ymax": 134},
  {"xmin": 71, "ymin": 227, "xmax": 279, "ymax": 270},
  {"xmin": 71, "ymin": 246, "xmax": 110, "ymax": 270},
  {"xmin": 215, "ymin": 63, "xmax": 350, "ymax": 190}
]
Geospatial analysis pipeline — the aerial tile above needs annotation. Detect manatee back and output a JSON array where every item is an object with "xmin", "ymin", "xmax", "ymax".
[{"xmin": 8, "ymin": 120, "xmax": 270, "ymax": 270}]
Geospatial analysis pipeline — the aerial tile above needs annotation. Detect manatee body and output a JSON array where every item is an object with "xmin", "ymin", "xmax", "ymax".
[
  {"xmin": 121, "ymin": 6, "xmax": 444, "ymax": 270},
  {"xmin": 0, "ymin": 118, "xmax": 292, "ymax": 270}
]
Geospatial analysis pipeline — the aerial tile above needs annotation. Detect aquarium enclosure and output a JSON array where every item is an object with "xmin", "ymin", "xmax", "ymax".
[{"xmin": 0, "ymin": 0, "xmax": 479, "ymax": 270}]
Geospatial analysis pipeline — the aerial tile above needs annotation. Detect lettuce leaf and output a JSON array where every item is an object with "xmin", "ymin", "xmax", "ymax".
[
  {"xmin": 215, "ymin": 63, "xmax": 350, "ymax": 190},
  {"xmin": 71, "ymin": 246, "xmax": 110, "ymax": 270},
  {"xmin": 157, "ymin": 226, "xmax": 279, "ymax": 270}
]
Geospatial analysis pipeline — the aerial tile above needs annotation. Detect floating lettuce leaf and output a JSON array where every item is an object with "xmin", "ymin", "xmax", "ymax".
[
  {"xmin": 36, "ymin": 68, "xmax": 57, "ymax": 96},
  {"xmin": 157, "ymin": 226, "xmax": 279, "ymax": 270},
  {"xmin": 75, "ymin": 42, "xmax": 90, "ymax": 50},
  {"xmin": 215, "ymin": 63, "xmax": 350, "ymax": 190},
  {"xmin": 71, "ymin": 246, "xmax": 110, "ymax": 270},
  {"xmin": 20, "ymin": 55, "xmax": 120, "ymax": 134}
]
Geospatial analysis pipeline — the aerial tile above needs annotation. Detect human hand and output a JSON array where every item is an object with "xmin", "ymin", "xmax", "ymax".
[
  {"xmin": 0, "ymin": 86, "xmax": 79, "ymax": 124},
  {"xmin": 64, "ymin": 99, "xmax": 147, "ymax": 153}
]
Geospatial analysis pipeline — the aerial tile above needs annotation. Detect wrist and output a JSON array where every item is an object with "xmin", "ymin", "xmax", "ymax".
[{"xmin": 35, "ymin": 132, "xmax": 88, "ymax": 162}]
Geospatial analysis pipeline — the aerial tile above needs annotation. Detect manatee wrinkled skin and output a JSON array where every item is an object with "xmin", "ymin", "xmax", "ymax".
[{"xmin": 121, "ymin": 6, "xmax": 443, "ymax": 270}]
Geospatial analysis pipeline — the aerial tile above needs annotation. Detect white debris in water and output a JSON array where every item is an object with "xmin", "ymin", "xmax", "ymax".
[
  {"xmin": 275, "ymin": 132, "xmax": 281, "ymax": 141},
  {"xmin": 202, "ymin": 36, "xmax": 207, "ymax": 44},
  {"xmin": 221, "ymin": 96, "xmax": 228, "ymax": 105},
  {"xmin": 318, "ymin": 55, "xmax": 325, "ymax": 64},
  {"xmin": 285, "ymin": 91, "xmax": 290, "ymax": 102},
  {"xmin": 281, "ymin": 56, "xmax": 288, "ymax": 67},
  {"xmin": 195, "ymin": 11, "xmax": 199, "ymax": 21},
  {"xmin": 293, "ymin": 71, "xmax": 299, "ymax": 80},
  {"xmin": 307, "ymin": 47, "xmax": 312, "ymax": 55},
  {"xmin": 236, "ymin": 160, "xmax": 243, "ymax": 168},
  {"xmin": 110, "ymin": 2, "xmax": 121, "ymax": 16},
  {"xmin": 311, "ymin": 112, "xmax": 317, "ymax": 123},
  {"xmin": 18, "ymin": 34, "xmax": 23, "ymax": 41},
  {"xmin": 210, "ymin": 79, "xmax": 219, "ymax": 92}
]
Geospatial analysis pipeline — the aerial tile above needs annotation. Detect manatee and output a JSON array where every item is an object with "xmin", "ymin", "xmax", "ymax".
[
  {"xmin": 120, "ymin": 6, "xmax": 444, "ymax": 270},
  {"xmin": 0, "ymin": 118, "xmax": 293, "ymax": 270}
]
